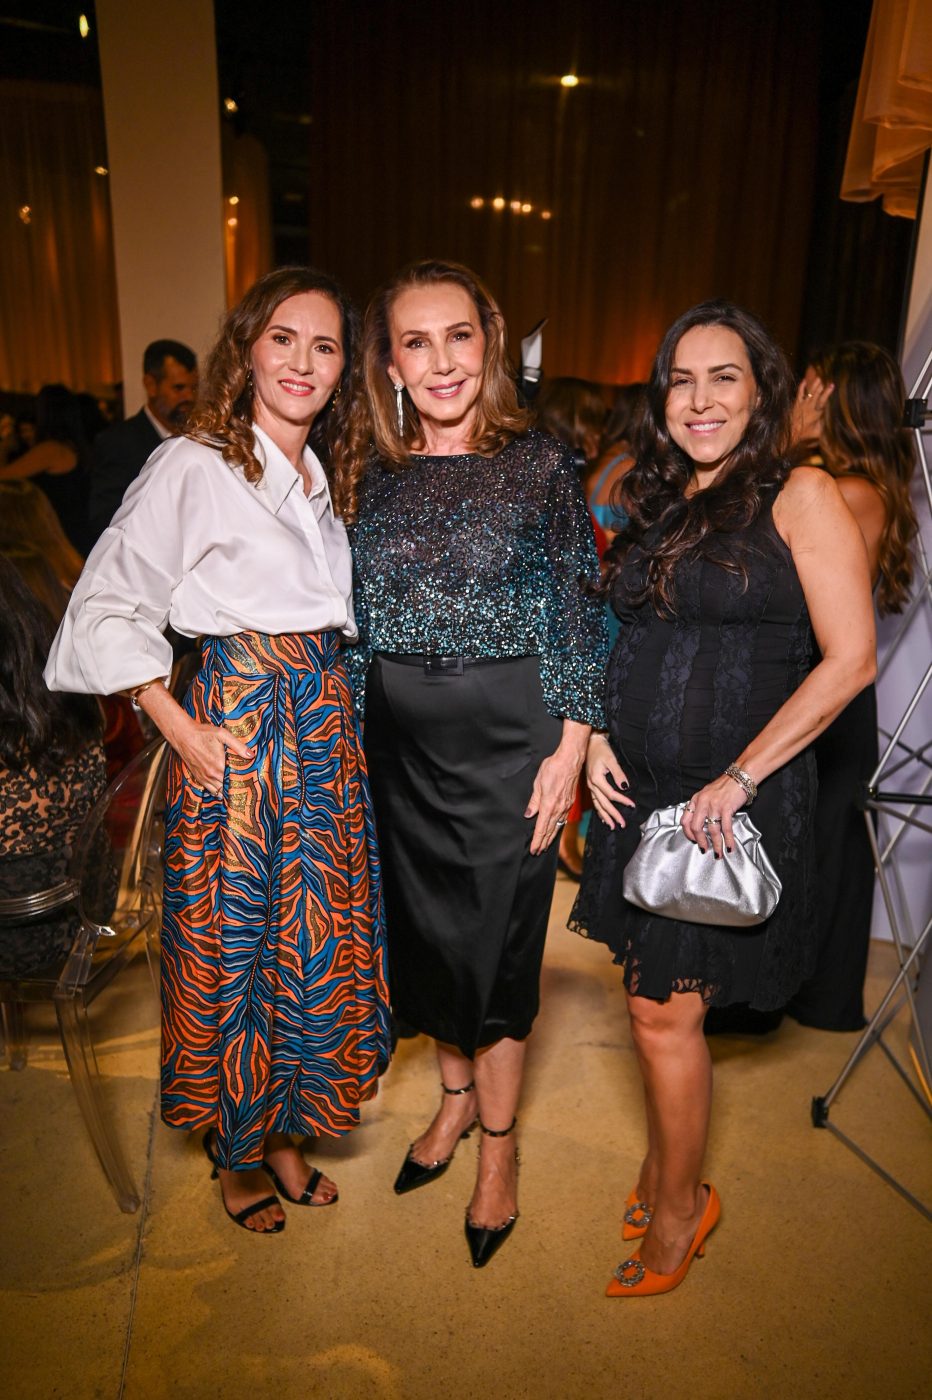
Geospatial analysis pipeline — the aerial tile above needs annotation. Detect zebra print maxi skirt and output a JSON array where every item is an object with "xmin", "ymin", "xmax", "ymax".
[{"xmin": 160, "ymin": 630, "xmax": 391, "ymax": 1170}]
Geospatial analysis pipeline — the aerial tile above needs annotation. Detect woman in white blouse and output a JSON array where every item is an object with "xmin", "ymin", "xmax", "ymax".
[{"xmin": 46, "ymin": 268, "xmax": 391, "ymax": 1234}]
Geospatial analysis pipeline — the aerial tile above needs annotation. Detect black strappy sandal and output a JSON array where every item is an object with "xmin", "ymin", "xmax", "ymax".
[
  {"xmin": 261, "ymin": 1148, "xmax": 338, "ymax": 1207},
  {"xmin": 202, "ymin": 1129, "xmax": 285, "ymax": 1234}
]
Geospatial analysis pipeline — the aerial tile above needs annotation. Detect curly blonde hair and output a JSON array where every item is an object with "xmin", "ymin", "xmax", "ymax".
[
  {"xmin": 187, "ymin": 267, "xmax": 369, "ymax": 520},
  {"xmin": 360, "ymin": 259, "xmax": 531, "ymax": 473}
]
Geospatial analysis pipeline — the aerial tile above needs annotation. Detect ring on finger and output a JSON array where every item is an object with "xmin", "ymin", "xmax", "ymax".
[
  {"xmin": 702, "ymin": 816, "xmax": 723, "ymax": 827},
  {"xmin": 685, "ymin": 803, "xmax": 696, "ymax": 812},
  {"xmin": 555, "ymin": 818, "xmax": 567, "ymax": 828}
]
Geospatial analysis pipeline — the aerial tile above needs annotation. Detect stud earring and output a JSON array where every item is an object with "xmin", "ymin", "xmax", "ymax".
[{"xmin": 393, "ymin": 381, "xmax": 405, "ymax": 435}]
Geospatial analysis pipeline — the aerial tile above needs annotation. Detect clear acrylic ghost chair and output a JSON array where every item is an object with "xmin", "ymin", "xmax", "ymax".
[{"xmin": 0, "ymin": 738, "xmax": 169, "ymax": 1212}]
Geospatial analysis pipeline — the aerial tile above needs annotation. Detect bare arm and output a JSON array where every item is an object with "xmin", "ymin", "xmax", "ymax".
[
  {"xmin": 0, "ymin": 440, "xmax": 76, "ymax": 479},
  {"xmin": 683, "ymin": 467, "xmax": 876, "ymax": 854},
  {"xmin": 836, "ymin": 473, "xmax": 885, "ymax": 583}
]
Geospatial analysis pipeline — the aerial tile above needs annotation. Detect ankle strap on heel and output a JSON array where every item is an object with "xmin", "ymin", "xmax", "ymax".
[
  {"xmin": 479, "ymin": 1116, "xmax": 517, "ymax": 1137},
  {"xmin": 441, "ymin": 1080, "xmax": 475, "ymax": 1096}
]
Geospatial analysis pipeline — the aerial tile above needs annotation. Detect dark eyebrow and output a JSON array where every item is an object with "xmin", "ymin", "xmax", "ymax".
[
  {"xmin": 400, "ymin": 321, "xmax": 474, "ymax": 336},
  {"xmin": 267, "ymin": 323, "xmax": 340, "ymax": 346},
  {"xmin": 671, "ymin": 361, "xmax": 744, "ymax": 373}
]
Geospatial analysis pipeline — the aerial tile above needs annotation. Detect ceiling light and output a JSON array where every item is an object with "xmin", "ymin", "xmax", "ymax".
[
  {"xmin": 228, "ymin": 195, "xmax": 239, "ymax": 205},
  {"xmin": 560, "ymin": 74, "xmax": 579, "ymax": 88},
  {"xmin": 469, "ymin": 196, "xmax": 484, "ymax": 209},
  {"xmin": 226, "ymin": 216, "xmax": 238, "ymax": 228},
  {"xmin": 223, "ymin": 98, "xmax": 238, "ymax": 114},
  {"xmin": 541, "ymin": 210, "xmax": 552, "ymax": 220},
  {"xmin": 78, "ymin": 14, "xmax": 90, "ymax": 39},
  {"xmin": 94, "ymin": 165, "xmax": 108, "ymax": 176},
  {"xmin": 18, "ymin": 205, "xmax": 31, "ymax": 224},
  {"xmin": 521, "ymin": 202, "xmax": 532, "ymax": 213},
  {"xmin": 492, "ymin": 196, "xmax": 505, "ymax": 211}
]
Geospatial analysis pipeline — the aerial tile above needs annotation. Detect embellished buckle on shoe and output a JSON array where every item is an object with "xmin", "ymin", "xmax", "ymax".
[
  {"xmin": 423, "ymin": 655, "xmax": 464, "ymax": 675},
  {"xmin": 613, "ymin": 1258, "xmax": 646, "ymax": 1288},
  {"xmin": 624, "ymin": 1201, "xmax": 652, "ymax": 1227}
]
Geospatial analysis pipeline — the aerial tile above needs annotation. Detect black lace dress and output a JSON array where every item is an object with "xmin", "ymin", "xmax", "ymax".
[
  {"xmin": 570, "ymin": 495, "xmax": 818, "ymax": 1009},
  {"xmin": 0, "ymin": 743, "xmax": 108, "ymax": 977}
]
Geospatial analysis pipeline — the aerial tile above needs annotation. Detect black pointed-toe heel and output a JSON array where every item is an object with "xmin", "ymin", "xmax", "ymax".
[
  {"xmin": 393, "ymin": 1080, "xmax": 476, "ymax": 1196},
  {"xmin": 202, "ymin": 1129, "xmax": 285, "ymax": 1234},
  {"xmin": 464, "ymin": 1116, "xmax": 519, "ymax": 1269}
]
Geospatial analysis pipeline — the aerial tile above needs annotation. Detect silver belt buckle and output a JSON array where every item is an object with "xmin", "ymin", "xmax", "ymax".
[{"xmin": 423, "ymin": 654, "xmax": 463, "ymax": 675}]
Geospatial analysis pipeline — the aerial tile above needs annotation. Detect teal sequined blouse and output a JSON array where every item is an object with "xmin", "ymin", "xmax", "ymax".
[{"xmin": 345, "ymin": 431, "xmax": 608, "ymax": 727}]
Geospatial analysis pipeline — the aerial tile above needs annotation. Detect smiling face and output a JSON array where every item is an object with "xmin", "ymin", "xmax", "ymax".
[
  {"xmin": 387, "ymin": 282, "xmax": 486, "ymax": 447},
  {"xmin": 249, "ymin": 291, "xmax": 344, "ymax": 444},
  {"xmin": 665, "ymin": 324, "xmax": 758, "ymax": 486}
]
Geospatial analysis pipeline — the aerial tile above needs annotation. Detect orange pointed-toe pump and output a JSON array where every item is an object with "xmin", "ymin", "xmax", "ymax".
[
  {"xmin": 606, "ymin": 1183, "xmax": 720, "ymax": 1298},
  {"xmin": 622, "ymin": 1186, "xmax": 653, "ymax": 1242}
]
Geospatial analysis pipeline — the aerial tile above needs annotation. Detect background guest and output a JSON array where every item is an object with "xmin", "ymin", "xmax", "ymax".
[
  {"xmin": 0, "ymin": 385, "xmax": 93, "ymax": 554},
  {"xmin": 536, "ymin": 375, "xmax": 610, "ymax": 879},
  {"xmin": 573, "ymin": 301, "xmax": 876, "ymax": 1298},
  {"xmin": 586, "ymin": 383, "xmax": 648, "ymax": 544},
  {"xmin": 0, "ymin": 557, "xmax": 107, "ymax": 979},
  {"xmin": 786, "ymin": 340, "xmax": 918, "ymax": 1031},
  {"xmin": 348, "ymin": 259, "xmax": 607, "ymax": 1268},
  {"xmin": 87, "ymin": 339, "xmax": 197, "ymax": 543}
]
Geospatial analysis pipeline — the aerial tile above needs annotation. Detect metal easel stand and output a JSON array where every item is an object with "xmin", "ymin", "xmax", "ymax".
[{"xmin": 810, "ymin": 347, "xmax": 932, "ymax": 1224}]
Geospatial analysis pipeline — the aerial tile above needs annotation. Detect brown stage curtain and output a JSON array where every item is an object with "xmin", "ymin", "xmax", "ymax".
[
  {"xmin": 308, "ymin": 0, "xmax": 822, "ymax": 384},
  {"xmin": 222, "ymin": 130, "xmax": 273, "ymax": 308},
  {"xmin": 0, "ymin": 80, "xmax": 121, "ymax": 395},
  {"xmin": 842, "ymin": 0, "xmax": 932, "ymax": 218}
]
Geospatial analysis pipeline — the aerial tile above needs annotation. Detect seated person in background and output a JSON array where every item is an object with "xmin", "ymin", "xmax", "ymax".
[
  {"xmin": 0, "ymin": 385, "xmax": 93, "ymax": 555},
  {"xmin": 0, "ymin": 557, "xmax": 107, "ymax": 977},
  {"xmin": 0, "ymin": 491, "xmax": 145, "ymax": 779},
  {"xmin": 88, "ymin": 338, "xmax": 197, "ymax": 543},
  {"xmin": 0, "ymin": 480, "xmax": 85, "ymax": 590}
]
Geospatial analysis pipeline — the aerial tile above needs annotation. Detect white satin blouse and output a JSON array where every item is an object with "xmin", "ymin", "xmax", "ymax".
[{"xmin": 45, "ymin": 425, "xmax": 356, "ymax": 696}]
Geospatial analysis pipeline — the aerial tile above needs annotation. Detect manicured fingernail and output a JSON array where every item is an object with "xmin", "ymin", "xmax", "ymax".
[{"xmin": 620, "ymin": 780, "xmax": 629, "ymax": 790}]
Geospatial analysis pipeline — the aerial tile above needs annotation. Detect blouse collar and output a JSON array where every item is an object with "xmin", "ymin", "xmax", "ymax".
[{"xmin": 250, "ymin": 423, "xmax": 333, "ymax": 518}]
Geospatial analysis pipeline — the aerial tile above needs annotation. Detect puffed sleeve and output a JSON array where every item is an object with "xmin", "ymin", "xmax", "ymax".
[
  {"xmin": 45, "ymin": 440, "xmax": 185, "ymax": 695},
  {"xmin": 537, "ymin": 443, "xmax": 608, "ymax": 728}
]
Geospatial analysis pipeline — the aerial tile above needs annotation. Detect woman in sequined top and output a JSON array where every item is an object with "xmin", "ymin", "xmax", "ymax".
[{"xmin": 345, "ymin": 259, "xmax": 607, "ymax": 1269}]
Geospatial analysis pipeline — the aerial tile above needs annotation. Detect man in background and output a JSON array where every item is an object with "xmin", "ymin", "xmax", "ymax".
[{"xmin": 88, "ymin": 339, "xmax": 197, "ymax": 543}]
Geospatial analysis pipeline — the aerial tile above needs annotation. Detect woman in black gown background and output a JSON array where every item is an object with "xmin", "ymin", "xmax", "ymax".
[
  {"xmin": 572, "ymin": 302, "xmax": 876, "ymax": 1297},
  {"xmin": 786, "ymin": 341, "xmax": 918, "ymax": 1030}
]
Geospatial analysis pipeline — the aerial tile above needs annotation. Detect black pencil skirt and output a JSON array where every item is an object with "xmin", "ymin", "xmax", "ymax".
[{"xmin": 364, "ymin": 654, "xmax": 562, "ymax": 1057}]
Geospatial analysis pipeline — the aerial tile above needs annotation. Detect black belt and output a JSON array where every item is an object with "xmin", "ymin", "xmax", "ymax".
[{"xmin": 380, "ymin": 653, "xmax": 524, "ymax": 675}]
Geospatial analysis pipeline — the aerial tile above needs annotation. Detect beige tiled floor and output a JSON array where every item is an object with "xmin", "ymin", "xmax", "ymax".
[{"xmin": 2, "ymin": 877, "xmax": 930, "ymax": 1400}]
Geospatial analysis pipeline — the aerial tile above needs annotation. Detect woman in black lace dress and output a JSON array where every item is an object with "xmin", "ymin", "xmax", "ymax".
[
  {"xmin": 0, "ymin": 558, "xmax": 106, "ymax": 979},
  {"xmin": 571, "ymin": 302, "xmax": 876, "ymax": 1298}
]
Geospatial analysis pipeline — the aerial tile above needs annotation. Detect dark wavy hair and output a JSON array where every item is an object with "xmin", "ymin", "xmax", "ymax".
[
  {"xmin": 187, "ymin": 266, "xmax": 366, "ymax": 520},
  {"xmin": 0, "ymin": 556, "xmax": 100, "ymax": 772},
  {"xmin": 359, "ymin": 259, "xmax": 531, "ymax": 486},
  {"xmin": 604, "ymin": 300, "xmax": 795, "ymax": 614},
  {"xmin": 807, "ymin": 341, "xmax": 917, "ymax": 615}
]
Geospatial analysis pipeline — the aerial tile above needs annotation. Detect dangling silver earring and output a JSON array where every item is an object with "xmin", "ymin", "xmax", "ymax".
[{"xmin": 393, "ymin": 381, "xmax": 405, "ymax": 435}]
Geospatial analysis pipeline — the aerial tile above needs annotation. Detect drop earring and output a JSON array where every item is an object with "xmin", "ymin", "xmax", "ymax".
[{"xmin": 393, "ymin": 381, "xmax": 405, "ymax": 435}]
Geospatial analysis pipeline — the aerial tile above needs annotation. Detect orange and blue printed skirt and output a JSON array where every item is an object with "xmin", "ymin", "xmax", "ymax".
[{"xmin": 160, "ymin": 630, "xmax": 391, "ymax": 1170}]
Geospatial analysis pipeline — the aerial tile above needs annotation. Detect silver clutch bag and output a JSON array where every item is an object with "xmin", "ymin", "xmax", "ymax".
[{"xmin": 622, "ymin": 803, "xmax": 782, "ymax": 928}]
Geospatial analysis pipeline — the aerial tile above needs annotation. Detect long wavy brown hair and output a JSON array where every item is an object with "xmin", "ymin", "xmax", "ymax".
[
  {"xmin": 603, "ymin": 300, "xmax": 795, "ymax": 615},
  {"xmin": 0, "ymin": 480, "xmax": 85, "ymax": 587},
  {"xmin": 807, "ymin": 341, "xmax": 917, "ymax": 615},
  {"xmin": 187, "ymin": 266, "xmax": 367, "ymax": 519},
  {"xmin": 359, "ymin": 259, "xmax": 531, "ymax": 481}
]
